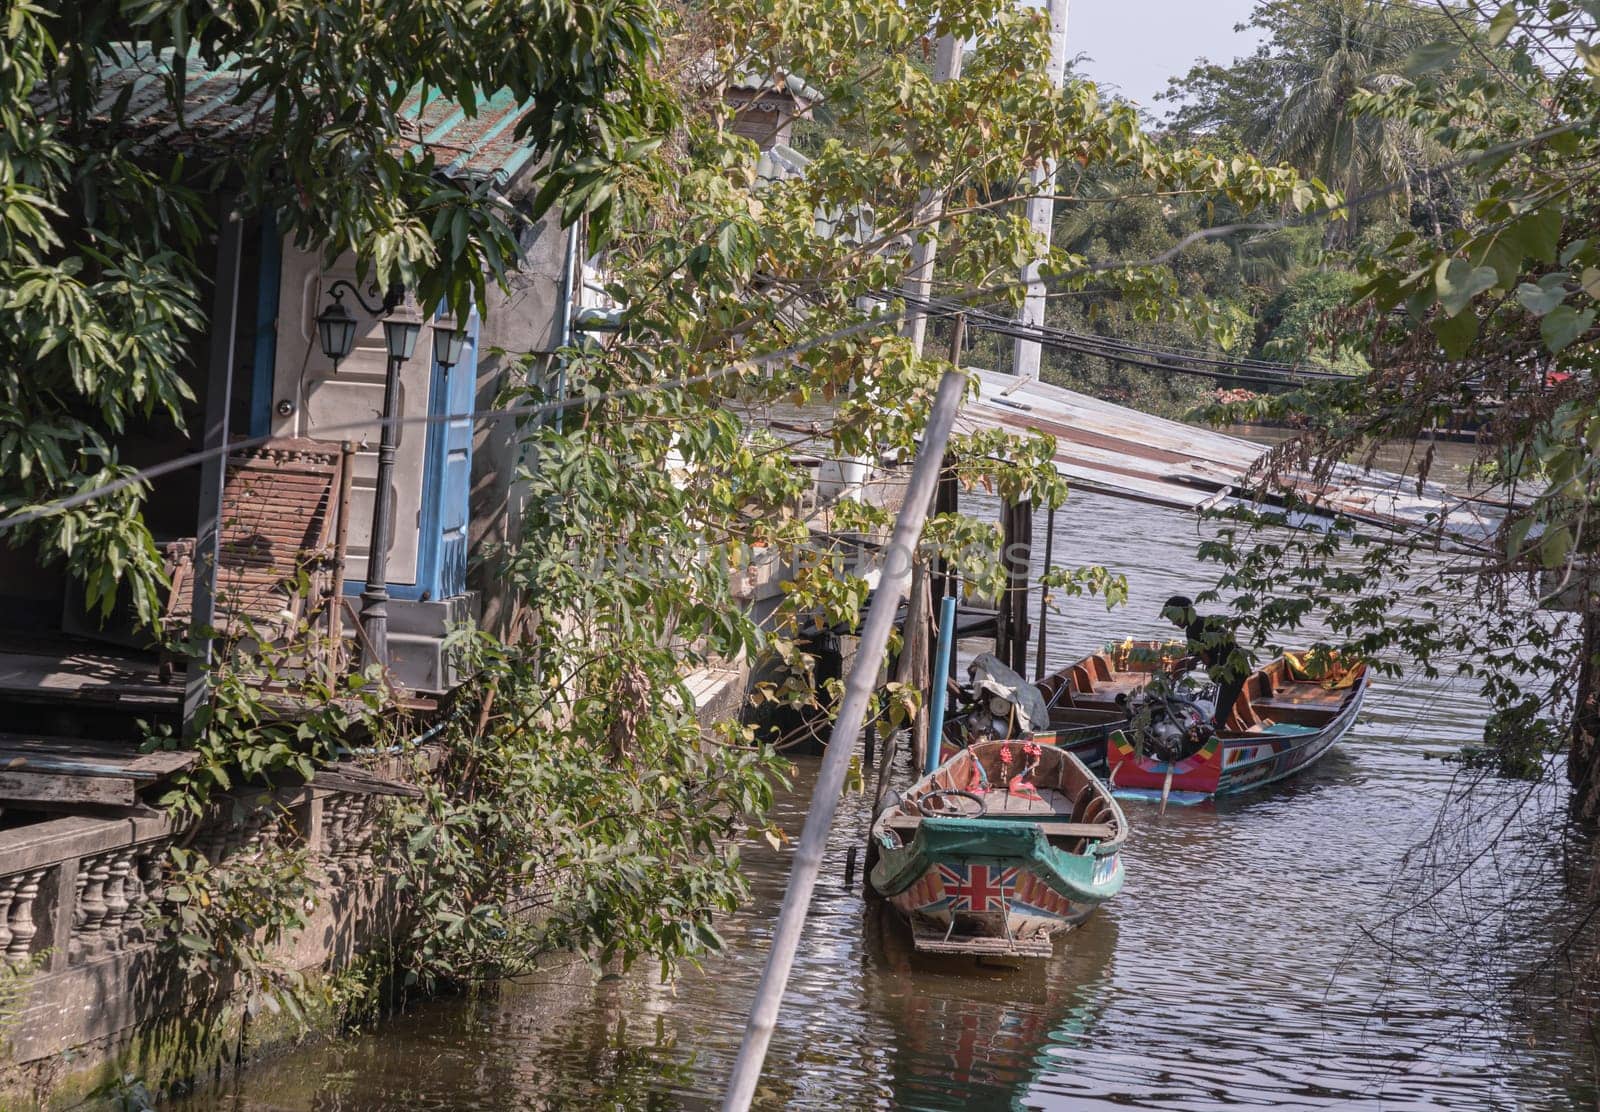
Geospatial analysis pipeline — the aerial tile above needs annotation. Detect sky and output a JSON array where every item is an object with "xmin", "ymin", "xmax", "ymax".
[{"xmin": 1068, "ymin": 0, "xmax": 1264, "ymax": 116}]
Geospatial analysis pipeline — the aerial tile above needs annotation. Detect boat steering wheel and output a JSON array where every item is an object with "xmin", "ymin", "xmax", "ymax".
[{"xmin": 917, "ymin": 789, "xmax": 986, "ymax": 818}]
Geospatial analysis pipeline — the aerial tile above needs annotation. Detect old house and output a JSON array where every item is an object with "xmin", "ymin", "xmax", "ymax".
[
  {"xmin": 724, "ymin": 71, "xmax": 817, "ymax": 151},
  {"xmin": 0, "ymin": 44, "xmax": 585, "ymax": 1097}
]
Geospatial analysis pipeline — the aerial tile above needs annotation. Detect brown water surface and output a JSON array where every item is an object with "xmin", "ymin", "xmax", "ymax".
[{"xmin": 182, "ymin": 484, "xmax": 1595, "ymax": 1111}]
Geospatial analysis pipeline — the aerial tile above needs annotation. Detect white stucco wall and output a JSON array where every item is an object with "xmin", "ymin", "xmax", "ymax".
[{"xmin": 268, "ymin": 248, "xmax": 443, "ymax": 588}]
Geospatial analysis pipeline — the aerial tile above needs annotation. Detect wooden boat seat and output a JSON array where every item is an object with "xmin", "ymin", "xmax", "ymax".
[
  {"xmin": 981, "ymin": 786, "xmax": 1070, "ymax": 816},
  {"xmin": 1254, "ymin": 685, "xmax": 1341, "ymax": 707},
  {"xmin": 882, "ymin": 814, "xmax": 1116, "ymax": 841}
]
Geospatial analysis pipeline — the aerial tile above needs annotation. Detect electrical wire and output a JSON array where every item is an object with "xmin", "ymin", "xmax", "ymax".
[
  {"xmin": 902, "ymin": 292, "xmax": 1351, "ymax": 386},
  {"xmin": 2, "ymin": 110, "xmax": 1582, "ymax": 534}
]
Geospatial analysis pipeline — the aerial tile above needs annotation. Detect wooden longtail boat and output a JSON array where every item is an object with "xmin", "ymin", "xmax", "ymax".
[
  {"xmin": 868, "ymin": 739, "xmax": 1127, "ymax": 958},
  {"xmin": 1032, "ymin": 641, "xmax": 1370, "ymax": 801}
]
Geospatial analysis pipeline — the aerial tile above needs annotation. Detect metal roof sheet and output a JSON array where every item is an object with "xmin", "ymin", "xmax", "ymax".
[
  {"xmin": 43, "ymin": 44, "xmax": 542, "ymax": 194},
  {"xmin": 960, "ymin": 369, "xmax": 1505, "ymax": 550}
]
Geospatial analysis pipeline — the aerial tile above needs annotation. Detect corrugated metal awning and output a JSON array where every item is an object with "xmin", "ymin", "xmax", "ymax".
[{"xmin": 38, "ymin": 44, "xmax": 543, "ymax": 195}]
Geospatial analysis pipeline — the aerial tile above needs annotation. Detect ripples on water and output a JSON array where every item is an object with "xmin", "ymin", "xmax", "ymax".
[{"xmin": 184, "ymin": 488, "xmax": 1597, "ymax": 1111}]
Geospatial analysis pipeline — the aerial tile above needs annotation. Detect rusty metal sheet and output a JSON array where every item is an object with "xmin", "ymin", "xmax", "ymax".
[
  {"xmin": 50, "ymin": 45, "xmax": 541, "ymax": 194},
  {"xmin": 962, "ymin": 369, "xmax": 1504, "ymax": 549}
]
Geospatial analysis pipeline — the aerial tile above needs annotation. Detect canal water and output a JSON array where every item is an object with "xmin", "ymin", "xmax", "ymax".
[{"xmin": 191, "ymin": 475, "xmax": 1597, "ymax": 1110}]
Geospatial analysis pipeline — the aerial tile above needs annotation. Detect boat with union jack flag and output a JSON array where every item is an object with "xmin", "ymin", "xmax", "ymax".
[{"xmin": 868, "ymin": 738, "xmax": 1127, "ymax": 958}]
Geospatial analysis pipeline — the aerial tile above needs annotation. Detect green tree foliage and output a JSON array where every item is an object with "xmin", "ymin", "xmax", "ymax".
[
  {"xmin": 22, "ymin": 0, "xmax": 1331, "ymax": 993},
  {"xmin": 1198, "ymin": 1, "xmax": 1600, "ymax": 819},
  {"xmin": 1258, "ymin": 268, "xmax": 1370, "ymax": 371},
  {"xmin": 1162, "ymin": 0, "xmax": 1467, "ymax": 244},
  {"xmin": 1, "ymin": 0, "xmax": 666, "ymax": 623},
  {"xmin": 1027, "ymin": 167, "xmax": 1257, "ymax": 415},
  {"xmin": 364, "ymin": 0, "xmax": 1330, "ymax": 981}
]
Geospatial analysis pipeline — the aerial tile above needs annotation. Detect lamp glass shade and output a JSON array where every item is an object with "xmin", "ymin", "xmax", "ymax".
[
  {"xmin": 316, "ymin": 300, "xmax": 358, "ymax": 363},
  {"xmin": 432, "ymin": 326, "xmax": 468, "ymax": 369},
  {"xmin": 383, "ymin": 318, "xmax": 422, "ymax": 362}
]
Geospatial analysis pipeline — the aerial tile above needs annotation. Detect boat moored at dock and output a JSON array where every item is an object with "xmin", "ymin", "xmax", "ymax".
[
  {"xmin": 868, "ymin": 739, "xmax": 1127, "ymax": 959},
  {"xmin": 977, "ymin": 641, "xmax": 1370, "ymax": 802}
]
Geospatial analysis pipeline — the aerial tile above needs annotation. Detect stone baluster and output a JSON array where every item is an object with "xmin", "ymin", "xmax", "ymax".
[
  {"xmin": 100, "ymin": 851, "xmax": 133, "ymax": 952},
  {"xmin": 320, "ymin": 795, "xmax": 353, "ymax": 882},
  {"xmin": 131, "ymin": 845, "xmax": 168, "ymax": 945},
  {"xmin": 7, "ymin": 868, "xmax": 47, "ymax": 965},
  {"xmin": 239, "ymin": 810, "xmax": 274, "ymax": 860},
  {"xmin": 342, "ymin": 796, "xmax": 371, "ymax": 872},
  {"xmin": 120, "ymin": 851, "xmax": 146, "ymax": 946},
  {"xmin": 221, "ymin": 818, "xmax": 247, "ymax": 862},
  {"xmin": 68, "ymin": 867, "xmax": 88, "ymax": 964},
  {"xmin": 75, "ymin": 855, "xmax": 110, "ymax": 960},
  {"xmin": 258, "ymin": 809, "xmax": 284, "ymax": 854},
  {"xmin": 198, "ymin": 822, "xmax": 228, "ymax": 866},
  {"xmin": 0, "ymin": 874, "xmax": 19, "ymax": 960}
]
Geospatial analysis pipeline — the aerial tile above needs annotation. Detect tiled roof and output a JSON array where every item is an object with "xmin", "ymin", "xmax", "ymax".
[{"xmin": 39, "ymin": 44, "xmax": 541, "ymax": 194}]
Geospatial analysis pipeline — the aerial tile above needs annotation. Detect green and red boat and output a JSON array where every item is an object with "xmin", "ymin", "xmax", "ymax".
[
  {"xmin": 868, "ymin": 738, "xmax": 1127, "ymax": 959},
  {"xmin": 961, "ymin": 641, "xmax": 1371, "ymax": 802},
  {"xmin": 1043, "ymin": 642, "xmax": 1370, "ymax": 802}
]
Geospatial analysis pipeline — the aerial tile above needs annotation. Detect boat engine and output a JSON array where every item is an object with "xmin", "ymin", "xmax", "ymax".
[{"xmin": 1123, "ymin": 686, "xmax": 1215, "ymax": 763}]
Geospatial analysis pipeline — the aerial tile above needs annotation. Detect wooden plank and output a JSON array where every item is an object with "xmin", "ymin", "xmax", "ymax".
[
  {"xmin": 911, "ymin": 929, "xmax": 1054, "ymax": 958},
  {"xmin": 884, "ymin": 815, "xmax": 1114, "ymax": 840},
  {"xmin": 0, "ymin": 735, "xmax": 196, "ymax": 781},
  {"xmin": 0, "ymin": 734, "xmax": 143, "ymax": 758},
  {"xmin": 1037, "ymin": 821, "xmax": 1116, "ymax": 839},
  {"xmin": 121, "ymin": 749, "xmax": 200, "ymax": 778},
  {"xmin": 0, "ymin": 651, "xmax": 175, "ymax": 685},
  {"xmin": 311, "ymin": 766, "xmax": 423, "ymax": 799},
  {"xmin": 981, "ymin": 787, "xmax": 1068, "ymax": 816},
  {"xmin": 0, "ymin": 769, "xmax": 136, "ymax": 806}
]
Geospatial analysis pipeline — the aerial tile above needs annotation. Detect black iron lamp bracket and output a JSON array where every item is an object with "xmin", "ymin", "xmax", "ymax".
[{"xmin": 325, "ymin": 278, "xmax": 406, "ymax": 316}]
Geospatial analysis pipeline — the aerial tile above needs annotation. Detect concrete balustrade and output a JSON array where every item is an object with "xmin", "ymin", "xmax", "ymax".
[{"xmin": 0, "ymin": 782, "xmax": 391, "ymax": 1089}]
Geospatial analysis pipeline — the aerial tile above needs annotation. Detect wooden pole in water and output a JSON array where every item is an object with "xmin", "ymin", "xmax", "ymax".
[
  {"xmin": 894, "ymin": 562, "xmax": 932, "ymax": 772},
  {"xmin": 1034, "ymin": 502, "xmax": 1055, "ymax": 680},
  {"xmin": 723, "ymin": 370, "xmax": 968, "ymax": 1112},
  {"xmin": 925, "ymin": 595, "xmax": 959, "ymax": 776},
  {"xmin": 999, "ymin": 499, "xmax": 1033, "ymax": 672}
]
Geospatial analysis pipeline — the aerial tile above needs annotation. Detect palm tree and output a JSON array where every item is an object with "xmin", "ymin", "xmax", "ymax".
[
  {"xmin": 1165, "ymin": 0, "xmax": 1457, "ymax": 245},
  {"xmin": 1255, "ymin": 1, "xmax": 1444, "ymax": 243}
]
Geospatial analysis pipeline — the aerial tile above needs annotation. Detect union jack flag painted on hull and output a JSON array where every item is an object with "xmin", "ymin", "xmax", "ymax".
[{"xmin": 936, "ymin": 864, "xmax": 1018, "ymax": 912}]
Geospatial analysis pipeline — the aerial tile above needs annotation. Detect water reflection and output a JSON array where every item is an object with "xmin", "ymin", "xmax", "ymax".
[
  {"xmin": 179, "ymin": 484, "xmax": 1596, "ymax": 1111},
  {"xmin": 861, "ymin": 901, "xmax": 1118, "ymax": 1110}
]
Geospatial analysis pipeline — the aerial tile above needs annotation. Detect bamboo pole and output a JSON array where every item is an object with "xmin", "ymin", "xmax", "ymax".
[
  {"xmin": 893, "ymin": 561, "xmax": 932, "ymax": 773},
  {"xmin": 723, "ymin": 369, "xmax": 968, "ymax": 1111}
]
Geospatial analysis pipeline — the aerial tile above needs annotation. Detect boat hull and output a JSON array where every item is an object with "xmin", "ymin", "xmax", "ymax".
[
  {"xmin": 1106, "ymin": 671, "xmax": 1370, "ymax": 798},
  {"xmin": 874, "ymin": 817, "xmax": 1123, "ymax": 957},
  {"xmin": 869, "ymin": 741, "xmax": 1127, "ymax": 959}
]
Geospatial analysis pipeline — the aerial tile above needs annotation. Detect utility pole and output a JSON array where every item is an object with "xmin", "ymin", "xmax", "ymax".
[
  {"xmin": 1012, "ymin": 0, "xmax": 1069, "ymax": 380},
  {"xmin": 901, "ymin": 33, "xmax": 964, "ymax": 358}
]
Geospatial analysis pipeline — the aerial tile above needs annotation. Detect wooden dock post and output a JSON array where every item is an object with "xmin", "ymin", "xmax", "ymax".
[
  {"xmin": 1035, "ymin": 502, "xmax": 1056, "ymax": 679},
  {"xmin": 998, "ymin": 497, "xmax": 1033, "ymax": 673}
]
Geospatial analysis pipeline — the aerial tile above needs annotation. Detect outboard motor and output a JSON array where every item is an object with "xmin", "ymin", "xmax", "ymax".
[
  {"xmin": 961, "ymin": 653, "xmax": 1050, "ymax": 742},
  {"xmin": 1121, "ymin": 684, "xmax": 1216, "ymax": 764}
]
